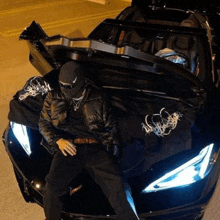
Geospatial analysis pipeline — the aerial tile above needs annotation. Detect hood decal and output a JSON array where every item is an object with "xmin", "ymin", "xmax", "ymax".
[
  {"xmin": 18, "ymin": 76, "xmax": 52, "ymax": 101},
  {"xmin": 142, "ymin": 107, "xmax": 182, "ymax": 137}
]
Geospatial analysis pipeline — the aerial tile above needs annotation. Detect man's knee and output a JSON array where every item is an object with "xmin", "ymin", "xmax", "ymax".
[{"xmin": 44, "ymin": 180, "xmax": 68, "ymax": 198}]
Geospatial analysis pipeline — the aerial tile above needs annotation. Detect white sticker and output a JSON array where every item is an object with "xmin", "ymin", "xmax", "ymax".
[{"xmin": 142, "ymin": 107, "xmax": 182, "ymax": 137}]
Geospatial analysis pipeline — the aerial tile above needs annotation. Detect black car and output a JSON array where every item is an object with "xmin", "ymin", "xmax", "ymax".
[{"xmin": 3, "ymin": 1, "xmax": 220, "ymax": 219}]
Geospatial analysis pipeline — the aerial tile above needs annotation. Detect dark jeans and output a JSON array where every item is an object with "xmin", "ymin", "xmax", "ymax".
[{"xmin": 43, "ymin": 144, "xmax": 139, "ymax": 220}]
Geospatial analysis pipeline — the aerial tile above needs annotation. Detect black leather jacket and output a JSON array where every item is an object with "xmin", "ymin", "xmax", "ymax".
[{"xmin": 39, "ymin": 84, "xmax": 120, "ymax": 153}]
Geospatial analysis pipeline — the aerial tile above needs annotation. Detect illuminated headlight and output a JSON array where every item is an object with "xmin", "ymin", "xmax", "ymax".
[
  {"xmin": 143, "ymin": 144, "xmax": 214, "ymax": 193},
  {"xmin": 10, "ymin": 122, "xmax": 32, "ymax": 156}
]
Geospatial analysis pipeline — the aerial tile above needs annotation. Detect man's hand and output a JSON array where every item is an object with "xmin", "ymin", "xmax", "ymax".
[{"xmin": 56, "ymin": 138, "xmax": 77, "ymax": 156}]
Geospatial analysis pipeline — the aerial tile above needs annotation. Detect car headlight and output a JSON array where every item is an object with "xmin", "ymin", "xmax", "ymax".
[
  {"xmin": 143, "ymin": 143, "xmax": 214, "ymax": 193},
  {"xmin": 10, "ymin": 121, "xmax": 32, "ymax": 156}
]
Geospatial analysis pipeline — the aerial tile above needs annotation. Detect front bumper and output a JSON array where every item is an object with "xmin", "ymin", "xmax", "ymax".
[{"xmin": 2, "ymin": 123, "xmax": 220, "ymax": 220}]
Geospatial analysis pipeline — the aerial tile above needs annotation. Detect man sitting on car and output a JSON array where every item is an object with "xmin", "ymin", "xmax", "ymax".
[{"xmin": 38, "ymin": 61, "xmax": 139, "ymax": 220}]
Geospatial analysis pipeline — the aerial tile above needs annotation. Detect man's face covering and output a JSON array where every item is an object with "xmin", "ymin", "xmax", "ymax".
[{"xmin": 59, "ymin": 61, "xmax": 85, "ymax": 99}]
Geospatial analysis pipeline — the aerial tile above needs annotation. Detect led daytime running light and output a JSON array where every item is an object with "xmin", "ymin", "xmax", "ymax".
[{"xmin": 143, "ymin": 144, "xmax": 214, "ymax": 193}]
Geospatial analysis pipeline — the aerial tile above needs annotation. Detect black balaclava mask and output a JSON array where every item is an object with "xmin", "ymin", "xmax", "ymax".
[{"xmin": 59, "ymin": 61, "xmax": 85, "ymax": 99}]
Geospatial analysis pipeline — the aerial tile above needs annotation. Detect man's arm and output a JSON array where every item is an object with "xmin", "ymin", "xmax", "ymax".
[
  {"xmin": 39, "ymin": 92, "xmax": 62, "ymax": 146},
  {"xmin": 39, "ymin": 92, "xmax": 77, "ymax": 156}
]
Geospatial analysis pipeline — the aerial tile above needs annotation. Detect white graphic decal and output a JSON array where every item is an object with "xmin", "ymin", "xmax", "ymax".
[
  {"xmin": 142, "ymin": 108, "xmax": 182, "ymax": 137},
  {"xmin": 72, "ymin": 76, "xmax": 77, "ymax": 84},
  {"xmin": 19, "ymin": 77, "xmax": 52, "ymax": 101}
]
